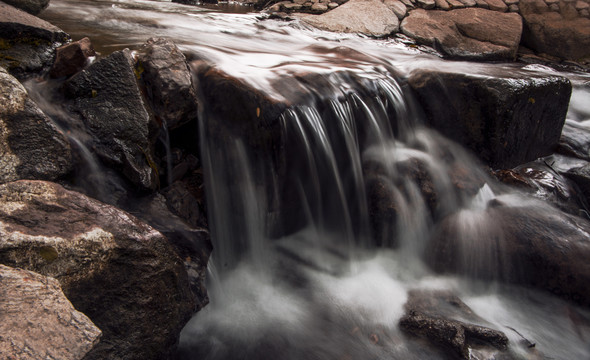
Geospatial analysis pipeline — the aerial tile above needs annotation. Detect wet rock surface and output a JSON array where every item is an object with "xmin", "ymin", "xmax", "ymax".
[
  {"xmin": 0, "ymin": 264, "xmax": 101, "ymax": 360},
  {"xmin": 0, "ymin": 180, "xmax": 196, "ymax": 360},
  {"xmin": 2, "ymin": 0, "xmax": 50, "ymax": 15},
  {"xmin": 49, "ymin": 37, "xmax": 96, "ymax": 79}
]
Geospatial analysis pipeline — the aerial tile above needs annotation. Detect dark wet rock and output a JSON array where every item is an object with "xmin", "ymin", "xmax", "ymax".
[
  {"xmin": 429, "ymin": 204, "xmax": 590, "ymax": 307},
  {"xmin": 0, "ymin": 180, "xmax": 195, "ymax": 360},
  {"xmin": 400, "ymin": 289, "xmax": 509, "ymax": 359},
  {"xmin": 2, "ymin": 0, "xmax": 49, "ymax": 15},
  {"xmin": 557, "ymin": 121, "xmax": 590, "ymax": 162},
  {"xmin": 0, "ymin": 67, "xmax": 72, "ymax": 184},
  {"xmin": 49, "ymin": 37, "xmax": 96, "ymax": 79},
  {"xmin": 520, "ymin": 0, "xmax": 590, "ymax": 61},
  {"xmin": 565, "ymin": 163, "xmax": 590, "ymax": 207},
  {"xmin": 0, "ymin": 2, "xmax": 68, "ymax": 77},
  {"xmin": 400, "ymin": 8, "xmax": 522, "ymax": 60},
  {"xmin": 298, "ymin": 0, "xmax": 399, "ymax": 37},
  {"xmin": 64, "ymin": 48, "xmax": 159, "ymax": 191},
  {"xmin": 137, "ymin": 38, "xmax": 199, "ymax": 130},
  {"xmin": 0, "ymin": 264, "xmax": 101, "ymax": 359},
  {"xmin": 408, "ymin": 69, "xmax": 571, "ymax": 169},
  {"xmin": 162, "ymin": 180, "xmax": 206, "ymax": 228}
]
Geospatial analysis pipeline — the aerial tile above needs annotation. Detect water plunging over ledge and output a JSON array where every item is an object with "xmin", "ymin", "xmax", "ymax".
[{"xmin": 34, "ymin": 0, "xmax": 590, "ymax": 358}]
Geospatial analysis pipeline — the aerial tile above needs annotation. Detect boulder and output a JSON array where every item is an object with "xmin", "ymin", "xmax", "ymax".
[
  {"xmin": 520, "ymin": 0, "xmax": 590, "ymax": 60},
  {"xmin": 408, "ymin": 69, "xmax": 571, "ymax": 169},
  {"xmin": 557, "ymin": 121, "xmax": 590, "ymax": 161},
  {"xmin": 400, "ymin": 8, "xmax": 522, "ymax": 60},
  {"xmin": 428, "ymin": 204, "xmax": 590, "ymax": 306},
  {"xmin": 137, "ymin": 38, "xmax": 199, "ymax": 130},
  {"xmin": 0, "ymin": 180, "xmax": 196, "ymax": 359},
  {"xmin": 565, "ymin": 163, "xmax": 590, "ymax": 206},
  {"xmin": 2, "ymin": 0, "xmax": 49, "ymax": 15},
  {"xmin": 64, "ymin": 48, "xmax": 159, "ymax": 191},
  {"xmin": 0, "ymin": 264, "xmax": 101, "ymax": 359},
  {"xmin": 0, "ymin": 67, "xmax": 72, "ymax": 184},
  {"xmin": 0, "ymin": 2, "xmax": 68, "ymax": 77},
  {"xmin": 384, "ymin": 0, "xmax": 408, "ymax": 18},
  {"xmin": 49, "ymin": 37, "xmax": 96, "ymax": 79},
  {"xmin": 298, "ymin": 0, "xmax": 399, "ymax": 37}
]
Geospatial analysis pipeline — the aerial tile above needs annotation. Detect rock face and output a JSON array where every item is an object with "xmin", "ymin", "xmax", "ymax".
[
  {"xmin": 137, "ymin": 38, "xmax": 199, "ymax": 130},
  {"xmin": 0, "ymin": 2, "xmax": 68, "ymax": 76},
  {"xmin": 49, "ymin": 37, "xmax": 96, "ymax": 79},
  {"xmin": 0, "ymin": 67, "xmax": 72, "ymax": 184},
  {"xmin": 400, "ymin": 8, "xmax": 522, "ymax": 60},
  {"xmin": 299, "ymin": 0, "xmax": 400, "ymax": 37},
  {"xmin": 520, "ymin": 0, "xmax": 590, "ymax": 60},
  {"xmin": 0, "ymin": 180, "xmax": 195, "ymax": 360},
  {"xmin": 2, "ymin": 0, "xmax": 50, "ymax": 15},
  {"xmin": 0, "ymin": 264, "xmax": 101, "ymax": 359},
  {"xmin": 408, "ymin": 69, "xmax": 571, "ymax": 169},
  {"xmin": 64, "ymin": 48, "xmax": 159, "ymax": 191}
]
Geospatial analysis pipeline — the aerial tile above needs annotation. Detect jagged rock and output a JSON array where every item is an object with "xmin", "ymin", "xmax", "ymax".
[
  {"xmin": 49, "ymin": 37, "xmax": 95, "ymax": 79},
  {"xmin": 0, "ymin": 264, "xmax": 101, "ymax": 359},
  {"xmin": 0, "ymin": 67, "xmax": 72, "ymax": 184},
  {"xmin": 64, "ymin": 48, "xmax": 159, "ymax": 191},
  {"xmin": 137, "ymin": 38, "xmax": 199, "ymax": 130},
  {"xmin": 0, "ymin": 2, "xmax": 68, "ymax": 77},
  {"xmin": 400, "ymin": 8, "xmax": 522, "ymax": 60},
  {"xmin": 408, "ymin": 69, "xmax": 571, "ymax": 169},
  {"xmin": 298, "ymin": 0, "xmax": 399, "ymax": 37},
  {"xmin": 0, "ymin": 180, "xmax": 196, "ymax": 360},
  {"xmin": 400, "ymin": 289, "xmax": 509, "ymax": 359},
  {"xmin": 520, "ymin": 0, "xmax": 590, "ymax": 60},
  {"xmin": 1, "ymin": 0, "xmax": 49, "ymax": 14}
]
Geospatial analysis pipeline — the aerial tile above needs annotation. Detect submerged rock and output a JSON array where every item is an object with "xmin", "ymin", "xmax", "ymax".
[
  {"xmin": 400, "ymin": 8, "xmax": 522, "ymax": 60},
  {"xmin": 0, "ymin": 264, "xmax": 101, "ymax": 359},
  {"xmin": 64, "ymin": 48, "xmax": 159, "ymax": 191},
  {"xmin": 2, "ymin": 0, "xmax": 50, "ymax": 15},
  {"xmin": 0, "ymin": 180, "xmax": 195, "ymax": 360},
  {"xmin": 408, "ymin": 69, "xmax": 571, "ymax": 169},
  {"xmin": 0, "ymin": 67, "xmax": 72, "ymax": 184},
  {"xmin": 49, "ymin": 37, "xmax": 96, "ymax": 79}
]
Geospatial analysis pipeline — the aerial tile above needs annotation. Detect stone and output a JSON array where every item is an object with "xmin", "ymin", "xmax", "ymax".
[
  {"xmin": 49, "ymin": 37, "xmax": 96, "ymax": 78},
  {"xmin": 485, "ymin": 0, "xmax": 508, "ymax": 10},
  {"xmin": 137, "ymin": 38, "xmax": 199, "ymax": 130},
  {"xmin": 0, "ymin": 2, "xmax": 69, "ymax": 77},
  {"xmin": 384, "ymin": 0, "xmax": 408, "ymax": 18},
  {"xmin": 408, "ymin": 69, "xmax": 571, "ymax": 169},
  {"xmin": 565, "ymin": 163, "xmax": 590, "ymax": 206},
  {"xmin": 458, "ymin": 0, "xmax": 476, "ymax": 6},
  {"xmin": 549, "ymin": 2, "xmax": 560, "ymax": 10},
  {"xmin": 0, "ymin": 180, "xmax": 196, "ymax": 359},
  {"xmin": 0, "ymin": 67, "xmax": 72, "ymax": 184},
  {"xmin": 1, "ymin": 0, "xmax": 49, "ymax": 14},
  {"xmin": 400, "ymin": 8, "xmax": 523, "ymax": 60},
  {"xmin": 311, "ymin": 1, "xmax": 329, "ymax": 10},
  {"xmin": 328, "ymin": 2, "xmax": 339, "ymax": 7},
  {"xmin": 505, "ymin": 0, "xmax": 518, "ymax": 3},
  {"xmin": 435, "ymin": 0, "xmax": 451, "ymax": 9},
  {"xmin": 64, "ymin": 48, "xmax": 159, "ymax": 190},
  {"xmin": 0, "ymin": 265, "xmax": 101, "ymax": 359},
  {"xmin": 447, "ymin": 0, "xmax": 466, "ymax": 7},
  {"xmin": 400, "ymin": 0, "xmax": 416, "ymax": 7},
  {"xmin": 576, "ymin": 0, "xmax": 589, "ymax": 9},
  {"xmin": 509, "ymin": 4, "xmax": 519, "ymax": 10},
  {"xmin": 416, "ymin": 0, "xmax": 436, "ymax": 8},
  {"xmin": 581, "ymin": 8, "xmax": 590, "ymax": 16},
  {"xmin": 283, "ymin": 2, "xmax": 303, "ymax": 9},
  {"xmin": 475, "ymin": 0, "xmax": 489, "ymax": 8},
  {"xmin": 298, "ymin": 0, "xmax": 400, "ymax": 37}
]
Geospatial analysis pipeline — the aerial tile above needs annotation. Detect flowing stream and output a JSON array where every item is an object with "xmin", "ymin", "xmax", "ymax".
[{"xmin": 37, "ymin": 0, "xmax": 590, "ymax": 359}]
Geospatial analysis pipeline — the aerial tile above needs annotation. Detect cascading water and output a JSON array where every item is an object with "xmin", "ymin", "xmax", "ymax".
[{"xmin": 32, "ymin": 0, "xmax": 590, "ymax": 358}]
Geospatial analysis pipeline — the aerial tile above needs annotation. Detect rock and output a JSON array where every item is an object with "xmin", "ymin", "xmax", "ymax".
[
  {"xmin": 475, "ymin": 0, "xmax": 489, "ymax": 8},
  {"xmin": 64, "ymin": 48, "xmax": 159, "ymax": 191},
  {"xmin": 509, "ymin": 4, "xmax": 519, "ymax": 11},
  {"xmin": 578, "ymin": 1, "xmax": 590, "ymax": 10},
  {"xmin": 400, "ymin": 289, "xmax": 509, "ymax": 359},
  {"xmin": 434, "ymin": 0, "xmax": 451, "ymax": 10},
  {"xmin": 328, "ymin": 2, "xmax": 339, "ymax": 8},
  {"xmin": 557, "ymin": 121, "xmax": 590, "ymax": 161},
  {"xmin": 49, "ymin": 37, "xmax": 96, "ymax": 79},
  {"xmin": 0, "ymin": 67, "xmax": 72, "ymax": 184},
  {"xmin": 0, "ymin": 180, "xmax": 196, "ymax": 359},
  {"xmin": 400, "ymin": 8, "xmax": 523, "ymax": 60},
  {"xmin": 520, "ymin": 0, "xmax": 590, "ymax": 60},
  {"xmin": 485, "ymin": 0, "xmax": 508, "ymax": 10},
  {"xmin": 458, "ymin": 0, "xmax": 476, "ymax": 6},
  {"xmin": 0, "ymin": 2, "xmax": 68, "ymax": 77},
  {"xmin": 408, "ymin": 69, "xmax": 571, "ymax": 169},
  {"xmin": 298, "ymin": 0, "xmax": 400, "ymax": 37},
  {"xmin": 446, "ymin": 0, "xmax": 466, "ymax": 7},
  {"xmin": 311, "ymin": 1, "xmax": 329, "ymax": 10},
  {"xmin": 428, "ymin": 204, "xmax": 590, "ymax": 306},
  {"xmin": 385, "ymin": 0, "xmax": 409, "ymax": 16},
  {"xmin": 1, "ymin": 0, "xmax": 50, "ymax": 14},
  {"xmin": 137, "ymin": 38, "xmax": 199, "ymax": 130},
  {"xmin": 416, "ymin": 0, "xmax": 436, "ymax": 8},
  {"xmin": 565, "ymin": 163, "xmax": 590, "ymax": 206},
  {"xmin": 0, "ymin": 264, "xmax": 101, "ymax": 359}
]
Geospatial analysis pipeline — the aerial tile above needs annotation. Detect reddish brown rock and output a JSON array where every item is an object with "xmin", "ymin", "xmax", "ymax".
[
  {"xmin": 49, "ymin": 37, "xmax": 96, "ymax": 78},
  {"xmin": 484, "ymin": 0, "xmax": 508, "ymax": 10}
]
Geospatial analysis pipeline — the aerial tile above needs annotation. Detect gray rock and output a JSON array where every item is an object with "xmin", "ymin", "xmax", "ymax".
[
  {"xmin": 0, "ymin": 264, "xmax": 101, "ymax": 359},
  {"xmin": 400, "ymin": 8, "xmax": 523, "ymax": 60},
  {"xmin": 49, "ymin": 37, "xmax": 96, "ymax": 79},
  {"xmin": 64, "ymin": 48, "xmax": 159, "ymax": 190},
  {"xmin": 458, "ymin": 0, "xmax": 476, "ymax": 6},
  {"xmin": 0, "ymin": 180, "xmax": 196, "ymax": 360},
  {"xmin": 0, "ymin": 67, "xmax": 72, "ymax": 184},
  {"xmin": 385, "ymin": 0, "xmax": 408, "ymax": 17},
  {"xmin": 299, "ymin": 0, "xmax": 399, "ymax": 36},
  {"xmin": 2, "ymin": 0, "xmax": 49, "ymax": 15}
]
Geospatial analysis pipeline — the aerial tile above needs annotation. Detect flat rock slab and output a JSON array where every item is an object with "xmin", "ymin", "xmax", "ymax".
[
  {"xmin": 401, "ymin": 8, "xmax": 522, "ymax": 60},
  {"xmin": 299, "ymin": 0, "xmax": 399, "ymax": 37},
  {"xmin": 0, "ymin": 264, "xmax": 101, "ymax": 359}
]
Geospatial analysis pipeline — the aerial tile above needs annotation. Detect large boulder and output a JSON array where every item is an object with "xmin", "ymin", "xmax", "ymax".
[
  {"xmin": 520, "ymin": 0, "xmax": 590, "ymax": 61},
  {"xmin": 0, "ymin": 67, "xmax": 72, "ymax": 184},
  {"xmin": 0, "ymin": 180, "xmax": 196, "ymax": 359},
  {"xmin": 298, "ymin": 0, "xmax": 400, "ymax": 37},
  {"xmin": 2, "ymin": 0, "xmax": 50, "ymax": 15},
  {"xmin": 408, "ymin": 69, "xmax": 571, "ymax": 169},
  {"xmin": 0, "ymin": 2, "xmax": 68, "ymax": 77},
  {"xmin": 400, "ymin": 8, "xmax": 522, "ymax": 60},
  {"xmin": 64, "ymin": 48, "xmax": 159, "ymax": 191},
  {"xmin": 0, "ymin": 264, "xmax": 101, "ymax": 359}
]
